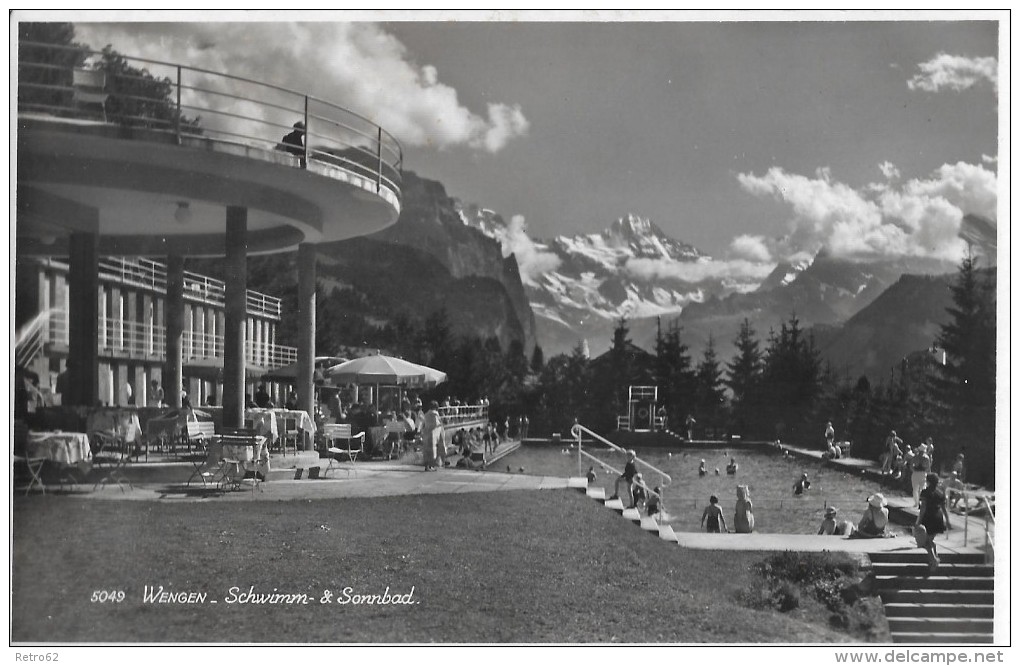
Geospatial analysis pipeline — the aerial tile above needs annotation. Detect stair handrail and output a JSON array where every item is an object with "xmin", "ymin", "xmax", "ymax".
[
  {"xmin": 571, "ymin": 421, "xmax": 672, "ymax": 499},
  {"xmin": 958, "ymin": 488, "xmax": 994, "ymax": 555},
  {"xmin": 15, "ymin": 309, "xmax": 53, "ymax": 368}
]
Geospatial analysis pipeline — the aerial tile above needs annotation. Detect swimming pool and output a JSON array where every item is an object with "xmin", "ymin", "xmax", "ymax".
[{"xmin": 497, "ymin": 444, "xmax": 912, "ymax": 536}]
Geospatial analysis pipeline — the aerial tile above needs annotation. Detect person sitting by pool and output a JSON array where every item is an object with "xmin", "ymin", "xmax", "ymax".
[
  {"xmin": 793, "ymin": 472, "xmax": 811, "ymax": 496},
  {"xmin": 630, "ymin": 473, "xmax": 648, "ymax": 510},
  {"xmin": 586, "ymin": 465, "xmax": 597, "ymax": 485},
  {"xmin": 610, "ymin": 450, "xmax": 639, "ymax": 504},
  {"xmin": 855, "ymin": 494, "xmax": 890, "ymax": 538},
  {"xmin": 698, "ymin": 459, "xmax": 707, "ymax": 477},
  {"xmin": 726, "ymin": 457, "xmax": 738, "ymax": 475},
  {"xmin": 818, "ymin": 506, "xmax": 856, "ymax": 536},
  {"xmin": 647, "ymin": 486, "xmax": 665, "ymax": 519},
  {"xmin": 701, "ymin": 495, "xmax": 727, "ymax": 533},
  {"xmin": 945, "ymin": 470, "xmax": 966, "ymax": 510}
]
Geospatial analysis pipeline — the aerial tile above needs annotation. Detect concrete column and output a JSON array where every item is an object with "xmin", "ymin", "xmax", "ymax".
[
  {"xmin": 112, "ymin": 287, "xmax": 124, "ymax": 351},
  {"xmin": 222, "ymin": 206, "xmax": 248, "ymax": 429},
  {"xmin": 67, "ymin": 232, "xmax": 100, "ymax": 406},
  {"xmin": 297, "ymin": 242, "xmax": 316, "ymax": 416},
  {"xmin": 165, "ymin": 254, "xmax": 185, "ymax": 408},
  {"xmin": 126, "ymin": 291, "xmax": 137, "ymax": 356}
]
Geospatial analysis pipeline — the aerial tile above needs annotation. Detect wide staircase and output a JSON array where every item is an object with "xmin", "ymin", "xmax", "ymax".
[{"xmin": 872, "ymin": 551, "xmax": 994, "ymax": 644}]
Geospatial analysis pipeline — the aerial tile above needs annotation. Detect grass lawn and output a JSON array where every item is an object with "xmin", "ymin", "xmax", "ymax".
[{"xmin": 13, "ymin": 489, "xmax": 870, "ymax": 643}]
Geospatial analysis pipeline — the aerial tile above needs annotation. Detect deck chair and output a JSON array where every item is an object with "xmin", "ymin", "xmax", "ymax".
[
  {"xmin": 323, "ymin": 423, "xmax": 364, "ymax": 478},
  {"xmin": 72, "ymin": 68, "xmax": 109, "ymax": 121}
]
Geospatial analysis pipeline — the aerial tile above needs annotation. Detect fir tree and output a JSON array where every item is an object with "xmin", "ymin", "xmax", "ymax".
[
  {"xmin": 694, "ymin": 334, "xmax": 726, "ymax": 433},
  {"xmin": 726, "ymin": 318, "xmax": 763, "ymax": 436}
]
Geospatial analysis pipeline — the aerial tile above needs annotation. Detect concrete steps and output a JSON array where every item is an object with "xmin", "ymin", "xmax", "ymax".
[
  {"xmin": 884, "ymin": 603, "xmax": 993, "ymax": 619},
  {"xmin": 880, "ymin": 589, "xmax": 993, "ymax": 605},
  {"xmin": 872, "ymin": 552, "xmax": 995, "ymax": 644},
  {"xmin": 888, "ymin": 632, "xmax": 994, "ymax": 644}
]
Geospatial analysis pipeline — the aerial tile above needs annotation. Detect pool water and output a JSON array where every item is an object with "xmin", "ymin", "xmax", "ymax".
[{"xmin": 497, "ymin": 444, "xmax": 912, "ymax": 536}]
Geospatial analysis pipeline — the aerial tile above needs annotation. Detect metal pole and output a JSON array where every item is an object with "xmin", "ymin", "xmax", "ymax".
[
  {"xmin": 175, "ymin": 66, "xmax": 182, "ymax": 144},
  {"xmin": 576, "ymin": 421, "xmax": 582, "ymax": 478},
  {"xmin": 303, "ymin": 96, "xmax": 309, "ymax": 169},
  {"xmin": 376, "ymin": 127, "xmax": 383, "ymax": 193}
]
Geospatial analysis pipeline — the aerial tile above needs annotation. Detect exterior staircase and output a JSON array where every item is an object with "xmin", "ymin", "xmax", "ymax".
[
  {"xmin": 569, "ymin": 477, "xmax": 996, "ymax": 644},
  {"xmin": 872, "ymin": 551, "xmax": 994, "ymax": 644}
]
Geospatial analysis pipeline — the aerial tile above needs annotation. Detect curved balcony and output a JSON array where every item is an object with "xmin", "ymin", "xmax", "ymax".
[{"xmin": 16, "ymin": 41, "xmax": 403, "ymax": 257}]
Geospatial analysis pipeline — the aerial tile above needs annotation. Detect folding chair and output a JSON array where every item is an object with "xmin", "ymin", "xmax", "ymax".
[
  {"xmin": 218, "ymin": 431, "xmax": 265, "ymax": 495},
  {"xmin": 280, "ymin": 417, "xmax": 299, "ymax": 456},
  {"xmin": 90, "ymin": 430, "xmax": 133, "ymax": 492},
  {"xmin": 323, "ymin": 423, "xmax": 364, "ymax": 478},
  {"xmin": 383, "ymin": 420, "xmax": 408, "ymax": 460},
  {"xmin": 14, "ymin": 456, "xmax": 47, "ymax": 495},
  {"xmin": 72, "ymin": 68, "xmax": 109, "ymax": 121}
]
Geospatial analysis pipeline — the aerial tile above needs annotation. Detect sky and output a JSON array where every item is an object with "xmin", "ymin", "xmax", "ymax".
[{"xmin": 62, "ymin": 12, "xmax": 1000, "ymax": 275}]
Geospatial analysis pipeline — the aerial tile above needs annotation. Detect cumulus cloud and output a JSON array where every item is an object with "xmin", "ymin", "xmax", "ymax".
[
  {"xmin": 982, "ymin": 153, "xmax": 997, "ymax": 164},
  {"xmin": 625, "ymin": 256, "xmax": 775, "ymax": 284},
  {"xmin": 879, "ymin": 161, "xmax": 900, "ymax": 180},
  {"xmin": 73, "ymin": 22, "xmax": 528, "ymax": 153},
  {"xmin": 495, "ymin": 215, "xmax": 562, "ymax": 286},
  {"xmin": 729, "ymin": 234, "xmax": 773, "ymax": 263},
  {"xmin": 737, "ymin": 161, "xmax": 997, "ymax": 263},
  {"xmin": 907, "ymin": 53, "xmax": 998, "ymax": 93}
]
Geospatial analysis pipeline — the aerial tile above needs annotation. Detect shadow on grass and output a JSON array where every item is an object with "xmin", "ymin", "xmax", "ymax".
[{"xmin": 155, "ymin": 483, "xmax": 229, "ymax": 499}]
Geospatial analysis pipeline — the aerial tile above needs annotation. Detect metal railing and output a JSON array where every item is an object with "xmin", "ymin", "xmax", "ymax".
[
  {"xmin": 18, "ymin": 41, "xmax": 402, "ymax": 202},
  {"xmin": 59, "ymin": 314, "xmax": 297, "ymax": 369},
  {"xmin": 15, "ymin": 309, "xmax": 52, "ymax": 367},
  {"xmin": 438, "ymin": 404, "xmax": 490, "ymax": 428},
  {"xmin": 958, "ymin": 489, "xmax": 995, "ymax": 562},
  {"xmin": 48, "ymin": 257, "xmax": 283, "ymax": 320},
  {"xmin": 571, "ymin": 422, "xmax": 673, "ymax": 501}
]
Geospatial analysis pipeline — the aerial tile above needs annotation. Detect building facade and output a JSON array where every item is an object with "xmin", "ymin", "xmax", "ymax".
[{"xmin": 15, "ymin": 255, "xmax": 296, "ymax": 408}]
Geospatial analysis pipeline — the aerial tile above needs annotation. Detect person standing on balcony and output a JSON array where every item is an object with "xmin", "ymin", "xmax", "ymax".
[
  {"xmin": 278, "ymin": 121, "xmax": 306, "ymax": 166},
  {"xmin": 285, "ymin": 389, "xmax": 299, "ymax": 410}
]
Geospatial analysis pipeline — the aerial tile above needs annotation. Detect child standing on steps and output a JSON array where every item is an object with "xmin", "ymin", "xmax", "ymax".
[{"xmin": 701, "ymin": 495, "xmax": 727, "ymax": 533}]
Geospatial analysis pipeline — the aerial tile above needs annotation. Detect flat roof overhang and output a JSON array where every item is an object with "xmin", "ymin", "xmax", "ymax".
[{"xmin": 16, "ymin": 117, "xmax": 402, "ymax": 257}]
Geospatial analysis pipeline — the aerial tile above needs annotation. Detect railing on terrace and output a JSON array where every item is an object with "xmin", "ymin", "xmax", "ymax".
[
  {"xmin": 18, "ymin": 41, "xmax": 402, "ymax": 201},
  {"xmin": 57, "ymin": 315, "xmax": 297, "ymax": 369},
  {"xmin": 46, "ymin": 257, "xmax": 283, "ymax": 320},
  {"xmin": 438, "ymin": 404, "xmax": 489, "ymax": 428}
]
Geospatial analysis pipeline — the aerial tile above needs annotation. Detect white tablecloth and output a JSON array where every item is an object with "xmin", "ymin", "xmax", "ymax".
[
  {"xmin": 269, "ymin": 409, "xmax": 316, "ymax": 447},
  {"xmin": 26, "ymin": 431, "xmax": 92, "ymax": 464},
  {"xmin": 244, "ymin": 409, "xmax": 279, "ymax": 442}
]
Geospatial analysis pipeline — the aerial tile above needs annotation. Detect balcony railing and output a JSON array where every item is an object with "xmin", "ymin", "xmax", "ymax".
[
  {"xmin": 50, "ymin": 314, "xmax": 297, "ymax": 370},
  {"xmin": 47, "ymin": 256, "xmax": 283, "ymax": 320},
  {"xmin": 18, "ymin": 41, "xmax": 402, "ymax": 203}
]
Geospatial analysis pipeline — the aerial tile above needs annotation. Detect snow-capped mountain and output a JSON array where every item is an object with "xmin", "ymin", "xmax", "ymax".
[
  {"xmin": 461, "ymin": 201, "xmax": 998, "ymax": 361},
  {"xmin": 460, "ymin": 207, "xmax": 759, "ymax": 355}
]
